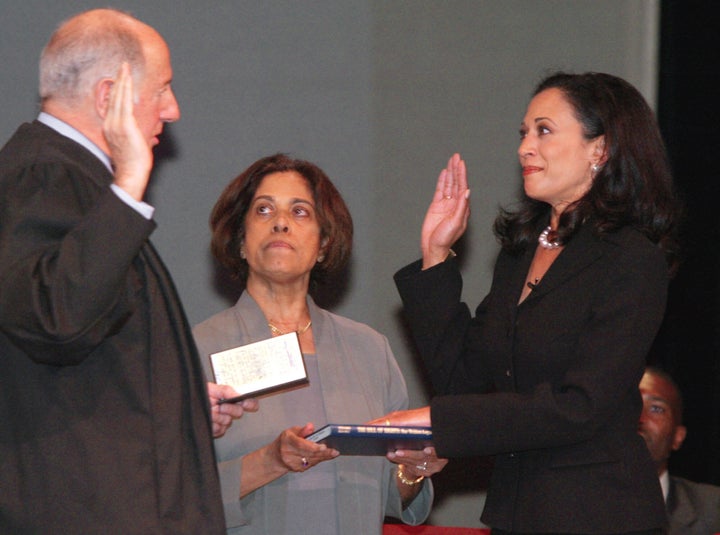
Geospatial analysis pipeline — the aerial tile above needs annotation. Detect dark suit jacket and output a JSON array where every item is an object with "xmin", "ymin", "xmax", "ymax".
[
  {"xmin": 0, "ymin": 121, "xmax": 225, "ymax": 534},
  {"xmin": 668, "ymin": 476, "xmax": 720, "ymax": 535},
  {"xmin": 395, "ymin": 223, "xmax": 669, "ymax": 533}
]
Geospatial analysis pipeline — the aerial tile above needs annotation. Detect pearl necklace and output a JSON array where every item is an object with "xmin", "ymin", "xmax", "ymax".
[
  {"xmin": 538, "ymin": 226, "xmax": 561, "ymax": 249},
  {"xmin": 267, "ymin": 319, "xmax": 312, "ymax": 336}
]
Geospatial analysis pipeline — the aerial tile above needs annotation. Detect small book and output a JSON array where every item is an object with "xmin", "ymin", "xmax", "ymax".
[
  {"xmin": 306, "ymin": 424, "xmax": 433, "ymax": 456},
  {"xmin": 209, "ymin": 332, "xmax": 308, "ymax": 404}
]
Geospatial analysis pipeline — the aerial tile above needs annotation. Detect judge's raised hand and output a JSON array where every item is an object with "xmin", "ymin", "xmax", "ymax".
[
  {"xmin": 103, "ymin": 62, "xmax": 153, "ymax": 201},
  {"xmin": 421, "ymin": 153, "xmax": 470, "ymax": 269},
  {"xmin": 207, "ymin": 382, "xmax": 259, "ymax": 438}
]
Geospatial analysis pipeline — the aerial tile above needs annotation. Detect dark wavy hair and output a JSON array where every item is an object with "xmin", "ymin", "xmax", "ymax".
[
  {"xmin": 210, "ymin": 153, "xmax": 353, "ymax": 284},
  {"xmin": 494, "ymin": 72, "xmax": 680, "ymax": 271}
]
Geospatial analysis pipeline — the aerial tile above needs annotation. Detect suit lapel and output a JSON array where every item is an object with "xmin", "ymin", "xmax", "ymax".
[{"xmin": 667, "ymin": 477, "xmax": 698, "ymax": 528}]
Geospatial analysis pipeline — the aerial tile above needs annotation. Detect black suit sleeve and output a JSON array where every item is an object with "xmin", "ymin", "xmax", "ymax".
[
  {"xmin": 394, "ymin": 257, "xmax": 493, "ymax": 395},
  {"xmin": 0, "ymin": 161, "xmax": 155, "ymax": 364}
]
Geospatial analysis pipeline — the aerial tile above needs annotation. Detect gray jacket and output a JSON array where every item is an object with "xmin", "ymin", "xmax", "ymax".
[
  {"xmin": 193, "ymin": 291, "xmax": 433, "ymax": 534},
  {"xmin": 668, "ymin": 475, "xmax": 720, "ymax": 535}
]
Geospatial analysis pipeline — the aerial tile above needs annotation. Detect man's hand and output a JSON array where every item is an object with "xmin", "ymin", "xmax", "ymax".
[
  {"xmin": 103, "ymin": 62, "xmax": 153, "ymax": 201},
  {"xmin": 207, "ymin": 382, "xmax": 259, "ymax": 438}
]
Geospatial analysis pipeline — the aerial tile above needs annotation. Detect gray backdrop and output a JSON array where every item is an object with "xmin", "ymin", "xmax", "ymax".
[{"xmin": 0, "ymin": 0, "xmax": 659, "ymax": 527}]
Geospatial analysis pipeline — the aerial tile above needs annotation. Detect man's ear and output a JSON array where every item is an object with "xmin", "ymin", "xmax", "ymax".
[
  {"xmin": 95, "ymin": 78, "xmax": 114, "ymax": 119},
  {"xmin": 671, "ymin": 424, "xmax": 687, "ymax": 452}
]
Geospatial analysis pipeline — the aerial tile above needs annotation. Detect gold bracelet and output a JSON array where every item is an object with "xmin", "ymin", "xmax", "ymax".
[
  {"xmin": 445, "ymin": 248, "xmax": 457, "ymax": 261},
  {"xmin": 397, "ymin": 465, "xmax": 424, "ymax": 486}
]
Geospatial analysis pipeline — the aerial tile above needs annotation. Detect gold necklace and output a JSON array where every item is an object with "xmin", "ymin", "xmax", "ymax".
[{"xmin": 267, "ymin": 319, "xmax": 312, "ymax": 336}]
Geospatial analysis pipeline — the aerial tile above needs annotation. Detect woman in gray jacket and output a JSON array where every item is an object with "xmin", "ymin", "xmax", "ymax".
[{"xmin": 194, "ymin": 154, "xmax": 446, "ymax": 534}]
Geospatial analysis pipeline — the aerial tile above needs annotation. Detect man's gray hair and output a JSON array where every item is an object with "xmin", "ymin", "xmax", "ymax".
[{"xmin": 39, "ymin": 9, "xmax": 145, "ymax": 104}]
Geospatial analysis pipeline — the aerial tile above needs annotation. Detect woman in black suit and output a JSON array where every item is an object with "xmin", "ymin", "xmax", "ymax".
[{"xmin": 374, "ymin": 72, "xmax": 680, "ymax": 534}]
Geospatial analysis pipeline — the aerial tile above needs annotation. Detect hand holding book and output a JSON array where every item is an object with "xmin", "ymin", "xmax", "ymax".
[
  {"xmin": 367, "ymin": 406, "xmax": 432, "ymax": 428},
  {"xmin": 366, "ymin": 406, "xmax": 448, "ymax": 491},
  {"xmin": 238, "ymin": 422, "xmax": 340, "ymax": 499},
  {"xmin": 207, "ymin": 382, "xmax": 259, "ymax": 438}
]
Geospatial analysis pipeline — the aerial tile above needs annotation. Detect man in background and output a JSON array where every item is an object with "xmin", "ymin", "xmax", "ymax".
[
  {"xmin": 0, "ymin": 8, "xmax": 253, "ymax": 533},
  {"xmin": 638, "ymin": 366, "xmax": 720, "ymax": 535}
]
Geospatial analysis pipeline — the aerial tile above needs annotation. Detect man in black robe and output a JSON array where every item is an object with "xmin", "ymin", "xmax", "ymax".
[{"xmin": 0, "ymin": 8, "xmax": 254, "ymax": 533}]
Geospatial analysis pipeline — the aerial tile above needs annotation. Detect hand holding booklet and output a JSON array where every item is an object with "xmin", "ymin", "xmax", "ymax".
[
  {"xmin": 306, "ymin": 424, "xmax": 433, "ymax": 456},
  {"xmin": 209, "ymin": 332, "xmax": 308, "ymax": 404}
]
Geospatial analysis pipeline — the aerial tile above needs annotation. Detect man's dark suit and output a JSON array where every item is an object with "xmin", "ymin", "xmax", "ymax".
[
  {"xmin": 0, "ymin": 121, "xmax": 225, "ymax": 533},
  {"xmin": 395, "ymin": 223, "xmax": 669, "ymax": 533},
  {"xmin": 667, "ymin": 476, "xmax": 720, "ymax": 535}
]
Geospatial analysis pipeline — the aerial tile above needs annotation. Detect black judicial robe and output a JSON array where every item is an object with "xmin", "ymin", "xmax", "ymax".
[{"xmin": 0, "ymin": 121, "xmax": 225, "ymax": 534}]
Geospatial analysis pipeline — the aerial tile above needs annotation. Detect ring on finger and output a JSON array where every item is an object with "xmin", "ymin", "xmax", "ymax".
[
  {"xmin": 301, "ymin": 457, "xmax": 309, "ymax": 468},
  {"xmin": 416, "ymin": 460, "xmax": 428, "ymax": 471}
]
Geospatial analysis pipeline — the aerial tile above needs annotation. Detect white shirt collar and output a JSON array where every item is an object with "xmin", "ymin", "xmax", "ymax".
[
  {"xmin": 659, "ymin": 469, "xmax": 670, "ymax": 502},
  {"xmin": 37, "ymin": 112, "xmax": 113, "ymax": 174}
]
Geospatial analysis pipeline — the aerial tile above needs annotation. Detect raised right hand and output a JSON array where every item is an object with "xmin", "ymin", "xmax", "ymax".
[
  {"xmin": 103, "ymin": 62, "xmax": 153, "ymax": 201},
  {"xmin": 420, "ymin": 153, "xmax": 470, "ymax": 269}
]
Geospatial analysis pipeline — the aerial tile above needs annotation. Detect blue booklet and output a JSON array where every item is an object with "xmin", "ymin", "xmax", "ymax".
[{"xmin": 306, "ymin": 424, "xmax": 433, "ymax": 456}]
